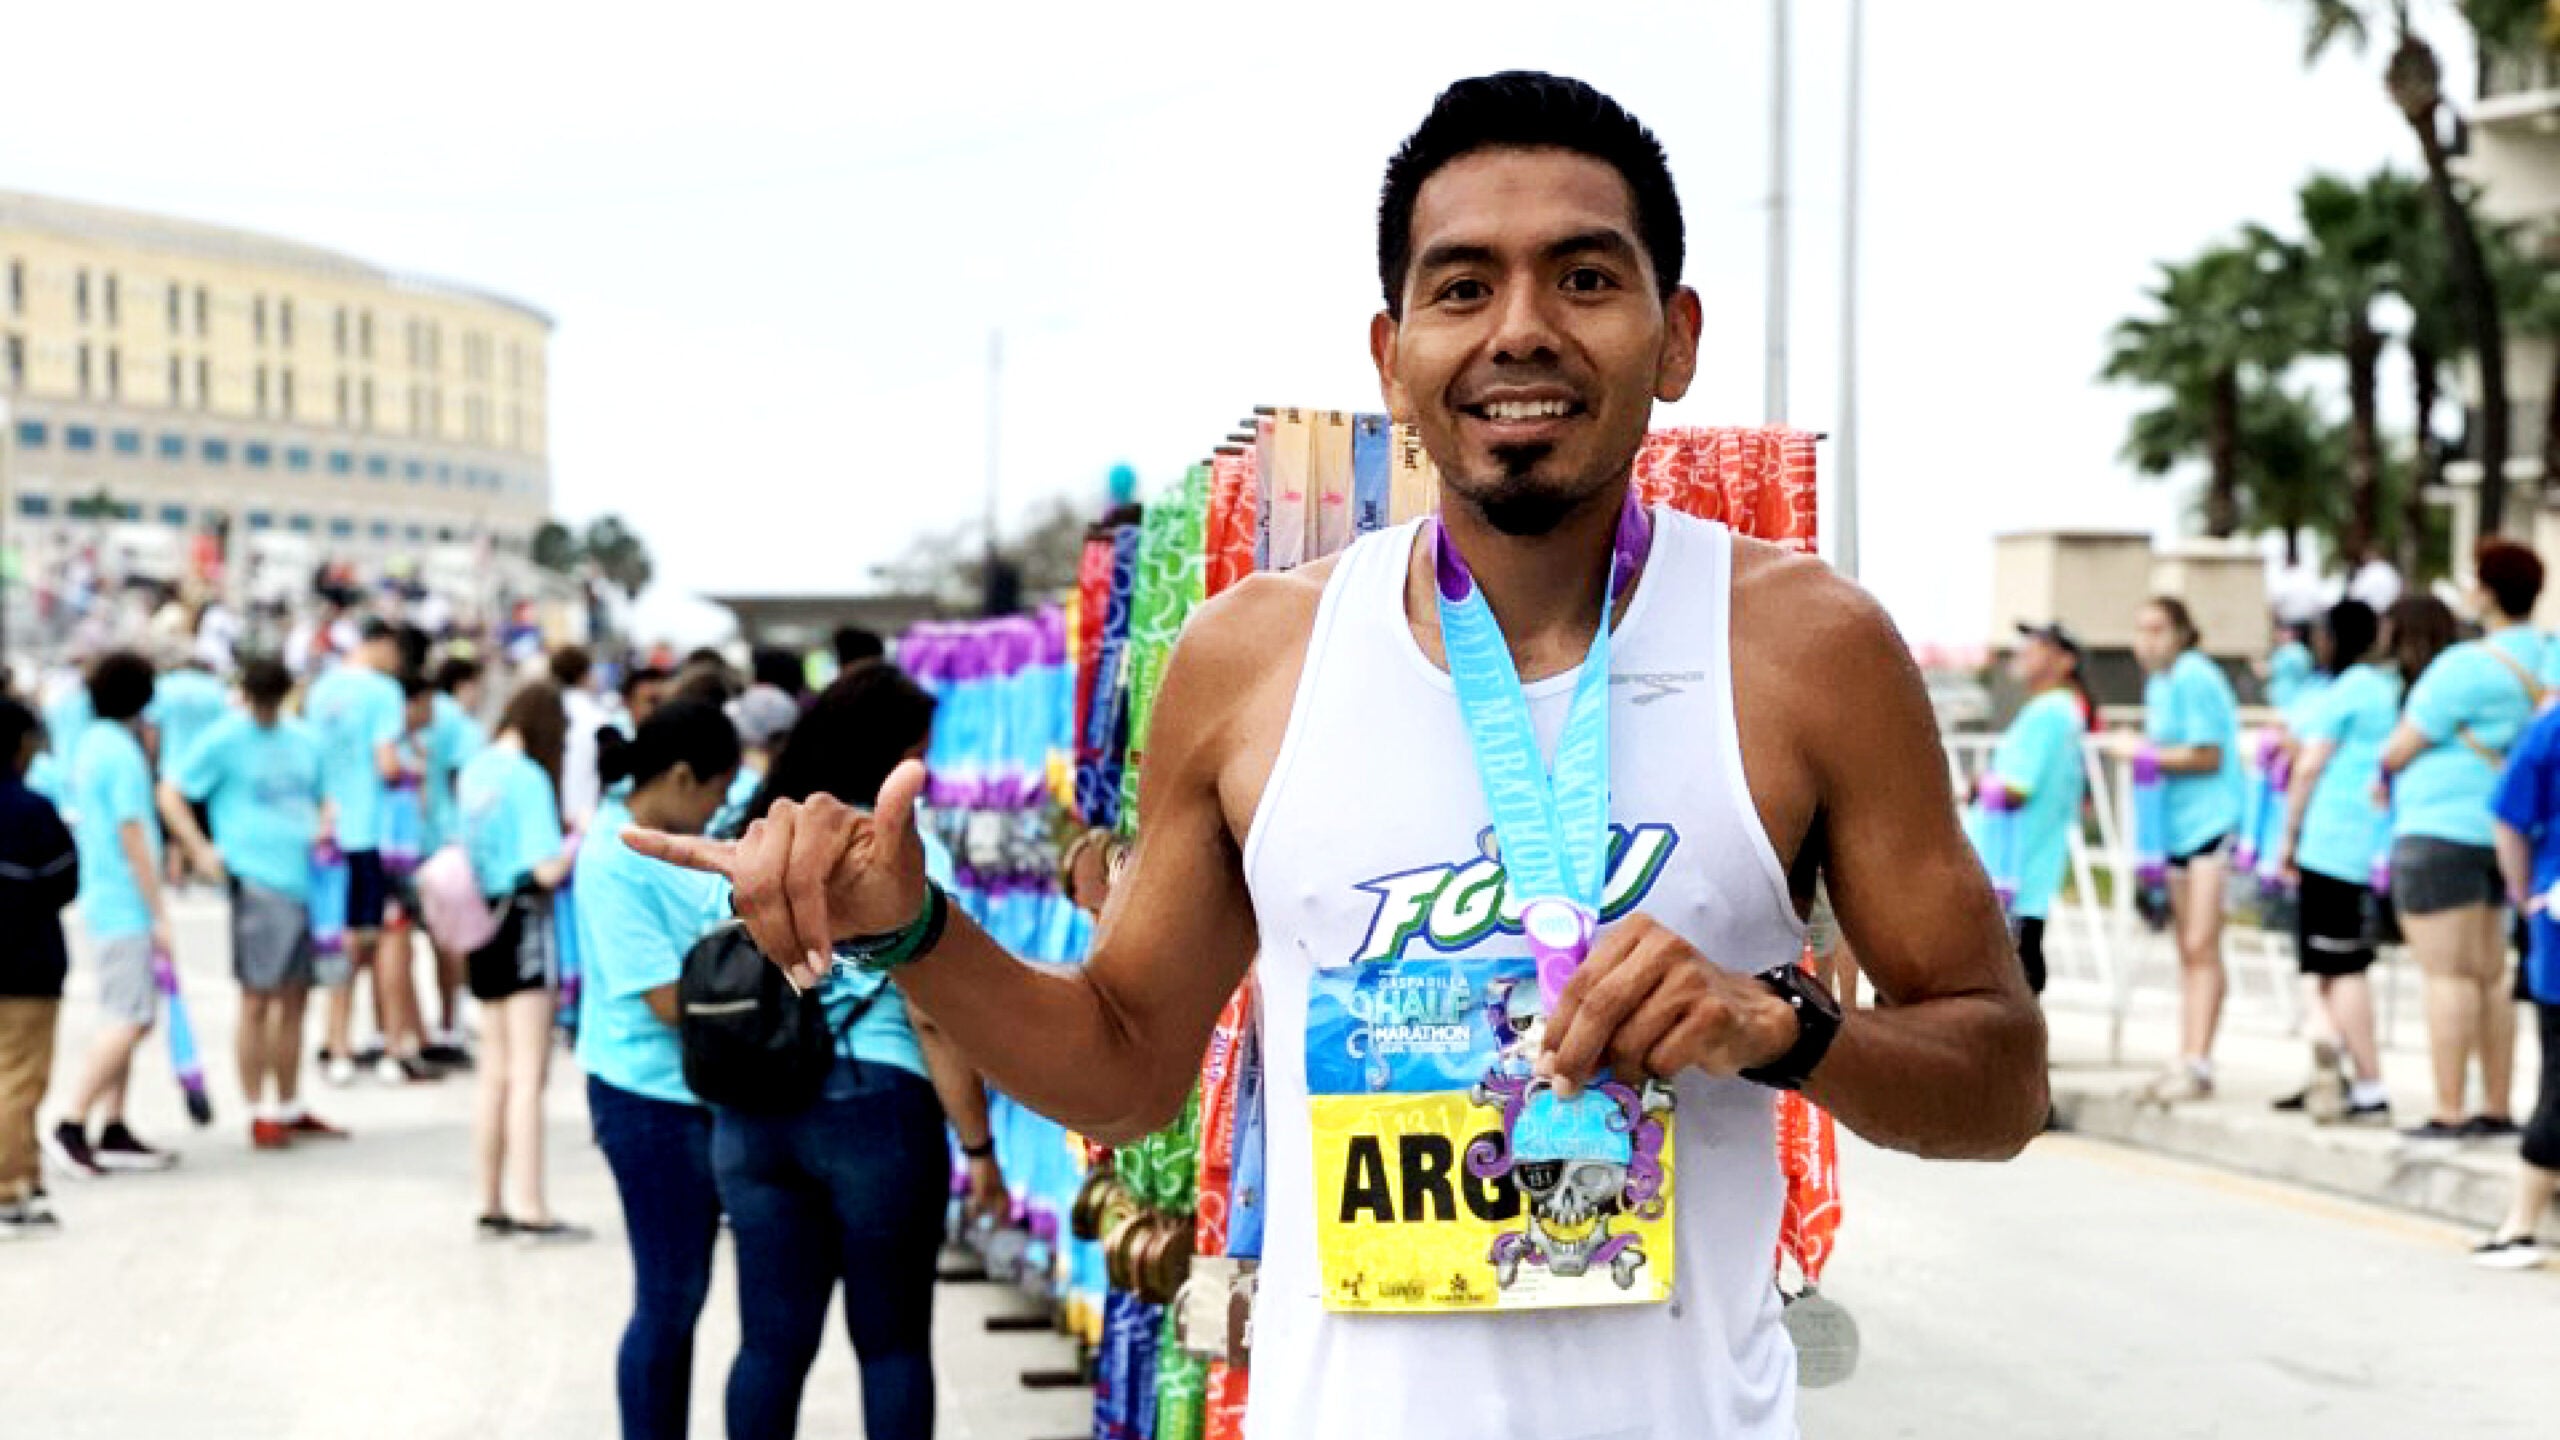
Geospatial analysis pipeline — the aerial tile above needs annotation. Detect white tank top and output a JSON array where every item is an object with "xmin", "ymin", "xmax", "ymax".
[{"xmin": 1243, "ymin": 509, "xmax": 1805, "ymax": 1440}]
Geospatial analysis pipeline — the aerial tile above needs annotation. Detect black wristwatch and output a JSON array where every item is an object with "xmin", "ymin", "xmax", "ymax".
[{"xmin": 1738, "ymin": 965, "xmax": 1843, "ymax": 1093}]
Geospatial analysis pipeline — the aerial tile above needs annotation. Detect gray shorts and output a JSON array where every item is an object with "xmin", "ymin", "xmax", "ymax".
[
  {"xmin": 231, "ymin": 880, "xmax": 315, "ymax": 993},
  {"xmin": 93, "ymin": 934, "xmax": 158, "ymax": 1028},
  {"xmin": 2391, "ymin": 836, "xmax": 2505, "ymax": 917}
]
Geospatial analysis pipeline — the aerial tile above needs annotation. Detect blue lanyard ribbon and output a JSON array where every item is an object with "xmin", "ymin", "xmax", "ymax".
[{"xmin": 1431, "ymin": 493, "xmax": 1651, "ymax": 995}]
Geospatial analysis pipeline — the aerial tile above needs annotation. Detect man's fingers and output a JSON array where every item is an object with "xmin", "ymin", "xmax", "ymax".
[
  {"xmin": 733, "ymin": 811, "xmax": 805, "ymax": 981},
  {"xmin": 1604, "ymin": 987, "xmax": 1692, "ymax": 1083},
  {"xmin": 1542, "ymin": 921, "xmax": 1645, "ymax": 1051},
  {"xmin": 622, "ymin": 827, "xmax": 738, "ymax": 877},
  {"xmin": 874, "ymin": 759, "xmax": 927, "ymax": 853},
  {"xmin": 1544, "ymin": 944, "xmax": 1660, "ymax": 1086},
  {"xmin": 785, "ymin": 796, "xmax": 864, "ymax": 968}
]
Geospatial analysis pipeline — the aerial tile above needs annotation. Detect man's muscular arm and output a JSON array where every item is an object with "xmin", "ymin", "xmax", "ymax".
[
  {"xmin": 631, "ymin": 577, "xmax": 1299, "ymax": 1144},
  {"xmin": 1792, "ymin": 573, "xmax": 2048, "ymax": 1159}
]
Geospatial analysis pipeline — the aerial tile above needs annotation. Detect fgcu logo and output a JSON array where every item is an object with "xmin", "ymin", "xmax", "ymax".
[{"xmin": 1351, "ymin": 824, "xmax": 1680, "ymax": 964}]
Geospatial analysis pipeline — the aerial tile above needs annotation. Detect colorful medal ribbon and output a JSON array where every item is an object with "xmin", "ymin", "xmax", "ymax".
[
  {"xmin": 1774, "ymin": 950, "xmax": 1842, "ymax": 1291},
  {"xmin": 1429, "ymin": 489, "xmax": 1653, "ymax": 999}
]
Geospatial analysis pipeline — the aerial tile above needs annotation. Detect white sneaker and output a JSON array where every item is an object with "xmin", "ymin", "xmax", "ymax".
[
  {"xmin": 324, "ymin": 1055, "xmax": 358, "ymax": 1088},
  {"xmin": 2138, "ymin": 1065, "xmax": 2214, "ymax": 1105},
  {"xmin": 375, "ymin": 1055, "xmax": 410, "ymax": 1085},
  {"xmin": 2470, "ymin": 1235, "xmax": 2545, "ymax": 1271}
]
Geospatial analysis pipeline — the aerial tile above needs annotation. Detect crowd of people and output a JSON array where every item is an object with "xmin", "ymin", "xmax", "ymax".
[
  {"xmin": 1963, "ymin": 539, "xmax": 2560, "ymax": 1271},
  {"xmin": 0, "ymin": 611, "xmax": 1007, "ymax": 1439}
]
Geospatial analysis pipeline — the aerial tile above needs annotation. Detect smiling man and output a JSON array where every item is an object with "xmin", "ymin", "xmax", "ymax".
[{"xmin": 634, "ymin": 72, "xmax": 2045, "ymax": 1439}]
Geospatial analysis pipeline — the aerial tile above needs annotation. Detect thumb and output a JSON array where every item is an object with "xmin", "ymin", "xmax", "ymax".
[{"xmin": 875, "ymin": 760, "xmax": 927, "ymax": 856}]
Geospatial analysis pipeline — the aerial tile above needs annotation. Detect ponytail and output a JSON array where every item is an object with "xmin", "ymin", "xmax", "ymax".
[{"xmin": 597, "ymin": 698, "xmax": 741, "ymax": 792}]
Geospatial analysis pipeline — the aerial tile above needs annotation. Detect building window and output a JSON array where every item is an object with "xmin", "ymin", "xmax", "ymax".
[
  {"xmin": 253, "ymin": 295, "xmax": 267, "ymax": 345},
  {"xmin": 359, "ymin": 310, "xmax": 373, "ymax": 359},
  {"xmin": 167, "ymin": 282, "xmax": 181, "ymax": 333},
  {"xmin": 75, "ymin": 269, "xmax": 90, "ymax": 324},
  {"xmin": 369, "ymin": 521, "xmax": 391, "ymax": 541},
  {"xmin": 436, "ymin": 526, "xmax": 456, "ymax": 543},
  {"xmin": 405, "ymin": 317, "xmax": 419, "ymax": 367},
  {"xmin": 286, "ymin": 446, "xmax": 312, "ymax": 471},
  {"xmin": 157, "ymin": 433, "xmax": 184, "ymax": 460},
  {"xmin": 289, "ymin": 514, "xmax": 314, "ymax": 534},
  {"xmin": 507, "ymin": 402, "xmax": 521, "ymax": 448},
  {"xmin": 407, "ymin": 384, "xmax": 420, "ymax": 432},
  {"xmin": 167, "ymin": 354, "xmax": 182, "ymax": 404},
  {"xmin": 158, "ymin": 504, "xmax": 187, "ymax": 527},
  {"xmin": 279, "ymin": 298, "xmax": 294, "ymax": 347},
  {"xmin": 328, "ymin": 450, "xmax": 353, "ymax": 475},
  {"xmin": 17, "ymin": 494, "xmax": 51, "ymax": 518},
  {"xmin": 280, "ymin": 368, "xmax": 295, "ymax": 420},
  {"xmin": 335, "ymin": 375, "xmax": 350, "ymax": 425},
  {"xmin": 365, "ymin": 454, "xmax": 389, "ymax": 478},
  {"xmin": 196, "ymin": 357, "xmax": 211, "ymax": 410},
  {"xmin": 202, "ymin": 438, "xmax": 231, "ymax": 464},
  {"xmin": 427, "ymin": 323, "xmax": 440, "ymax": 370},
  {"xmin": 328, "ymin": 517, "xmax": 355, "ymax": 538},
  {"xmin": 402, "ymin": 459, "xmax": 424, "ymax": 482},
  {"xmin": 105, "ymin": 346, "xmax": 120, "ymax": 400},
  {"xmin": 246, "ymin": 511, "xmax": 273, "ymax": 531},
  {"xmin": 5, "ymin": 334, "xmax": 21, "ymax": 391},
  {"xmin": 77, "ymin": 342, "xmax": 91, "ymax": 397},
  {"xmin": 428, "ymin": 388, "xmax": 442, "ymax": 432},
  {"xmin": 111, "ymin": 429, "xmax": 141, "ymax": 455},
  {"xmin": 245, "ymin": 441, "xmax": 273, "ymax": 468},
  {"xmin": 103, "ymin": 274, "xmax": 119, "ymax": 328},
  {"xmin": 403, "ymin": 524, "xmax": 423, "ymax": 542},
  {"xmin": 7, "ymin": 260, "xmax": 22, "ymax": 316},
  {"xmin": 436, "ymin": 463, "xmax": 453, "ymax": 485},
  {"xmin": 255, "ymin": 365, "xmax": 269, "ymax": 416},
  {"xmin": 65, "ymin": 425, "xmax": 97, "ymax": 452},
  {"xmin": 15, "ymin": 419, "xmax": 46, "ymax": 447},
  {"xmin": 361, "ymin": 378, "xmax": 374, "ymax": 429},
  {"xmin": 194, "ymin": 286, "xmax": 208, "ymax": 337}
]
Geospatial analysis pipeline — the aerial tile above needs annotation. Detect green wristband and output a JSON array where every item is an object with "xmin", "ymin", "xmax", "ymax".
[{"xmin": 832, "ymin": 881, "xmax": 950, "ymax": 974}]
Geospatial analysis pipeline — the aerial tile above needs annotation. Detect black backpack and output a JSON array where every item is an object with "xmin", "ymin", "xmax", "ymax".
[{"xmin": 677, "ymin": 921, "xmax": 880, "ymax": 1114}]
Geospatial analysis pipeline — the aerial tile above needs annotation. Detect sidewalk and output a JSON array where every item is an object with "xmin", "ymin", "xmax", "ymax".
[{"xmin": 2040, "ymin": 949, "xmax": 2553, "ymax": 1242}]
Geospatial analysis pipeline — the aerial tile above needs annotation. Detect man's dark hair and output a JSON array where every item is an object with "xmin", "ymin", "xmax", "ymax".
[
  {"xmin": 831, "ymin": 626, "xmax": 885, "ymax": 669},
  {"xmin": 1377, "ymin": 72, "xmax": 1684, "ymax": 319},
  {"xmin": 2322, "ymin": 600, "xmax": 2378, "ymax": 677},
  {"xmin": 620, "ymin": 665, "xmax": 672, "ymax": 705},
  {"xmin": 394, "ymin": 624, "xmax": 432, "ymax": 675},
  {"xmin": 433, "ymin": 655, "xmax": 483, "ymax": 695},
  {"xmin": 2476, "ymin": 539, "xmax": 2546, "ymax": 620},
  {"xmin": 549, "ymin": 645, "xmax": 593, "ymax": 689},
  {"xmin": 88, "ymin": 650, "xmax": 157, "ymax": 723},
  {"xmin": 399, "ymin": 670, "xmax": 433, "ymax": 702},
  {"xmin": 751, "ymin": 646, "xmax": 806, "ymax": 700},
  {"xmin": 0, "ymin": 696, "xmax": 37, "ymax": 774},
  {"xmin": 242, "ymin": 656, "xmax": 294, "ymax": 709},
  {"xmin": 360, "ymin": 616, "xmax": 398, "ymax": 645}
]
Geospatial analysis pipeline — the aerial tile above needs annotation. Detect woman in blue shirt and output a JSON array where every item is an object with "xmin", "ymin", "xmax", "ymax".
[
  {"xmin": 572, "ymin": 699, "xmax": 739, "ymax": 1440},
  {"xmin": 2274, "ymin": 600, "xmax": 2397, "ymax": 1125},
  {"xmin": 2134, "ymin": 596, "xmax": 2245, "ymax": 1103},
  {"xmin": 2379, "ymin": 545, "xmax": 2545, "ymax": 1141},
  {"xmin": 1966, "ymin": 623, "xmax": 2090, "ymax": 995},
  {"xmin": 456, "ymin": 681, "xmax": 578, "ymax": 1241},
  {"xmin": 714, "ymin": 662, "xmax": 1005, "ymax": 1440}
]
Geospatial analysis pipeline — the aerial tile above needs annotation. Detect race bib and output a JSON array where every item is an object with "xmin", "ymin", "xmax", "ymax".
[{"xmin": 1306, "ymin": 955, "xmax": 1676, "ymax": 1312}]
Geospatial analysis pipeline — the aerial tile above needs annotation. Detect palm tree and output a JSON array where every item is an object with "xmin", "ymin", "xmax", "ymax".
[
  {"xmin": 2299, "ymin": 1, "xmax": 2550, "ymax": 534},
  {"xmin": 2104, "ymin": 238, "xmax": 2299, "ymax": 536},
  {"xmin": 2235, "ymin": 384, "xmax": 2351, "ymax": 564}
]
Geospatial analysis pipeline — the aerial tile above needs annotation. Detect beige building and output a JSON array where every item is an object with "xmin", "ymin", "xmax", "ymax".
[
  {"xmin": 2453, "ymin": 46, "xmax": 2560, "ymax": 591},
  {"xmin": 0, "ymin": 190, "xmax": 551, "ymax": 597}
]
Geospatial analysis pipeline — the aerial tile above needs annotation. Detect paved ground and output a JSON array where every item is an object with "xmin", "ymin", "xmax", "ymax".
[
  {"xmin": 10, "ymin": 898, "xmax": 2554, "ymax": 1438},
  {"xmin": 7, "ymin": 898, "xmax": 1088, "ymax": 1440}
]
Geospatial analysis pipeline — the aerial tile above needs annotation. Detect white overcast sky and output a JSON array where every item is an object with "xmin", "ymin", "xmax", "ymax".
[{"xmin": 6, "ymin": 0, "xmax": 2462, "ymax": 646}]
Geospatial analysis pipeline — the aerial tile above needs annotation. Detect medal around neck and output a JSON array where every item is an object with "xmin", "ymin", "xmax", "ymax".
[
  {"xmin": 1304, "ymin": 493, "xmax": 1679, "ymax": 1316},
  {"xmin": 1782, "ymin": 1287, "xmax": 1861, "ymax": 1387}
]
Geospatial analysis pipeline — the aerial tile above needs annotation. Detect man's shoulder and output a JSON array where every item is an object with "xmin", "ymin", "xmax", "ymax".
[
  {"xmin": 1178, "ymin": 560, "xmax": 1334, "ymax": 662},
  {"xmin": 1729, "ymin": 536, "xmax": 1895, "ymax": 659}
]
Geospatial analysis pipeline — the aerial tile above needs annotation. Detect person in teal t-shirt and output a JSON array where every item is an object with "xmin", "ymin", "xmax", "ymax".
[
  {"xmin": 456, "ymin": 680, "xmax": 579, "ymax": 1241},
  {"xmin": 2274, "ymin": 600, "xmax": 2396, "ymax": 1126},
  {"xmin": 2135, "ymin": 596, "xmax": 2244, "ymax": 1102},
  {"xmin": 47, "ymin": 651, "xmax": 181, "ymax": 1175},
  {"xmin": 697, "ymin": 660, "xmax": 1003, "ymax": 1438},
  {"xmin": 145, "ymin": 661, "xmax": 232, "ymax": 793},
  {"xmin": 2266, "ymin": 626, "xmax": 2316, "ymax": 713},
  {"xmin": 569, "ymin": 699, "xmax": 739, "ymax": 1432},
  {"xmin": 1966, "ymin": 623, "xmax": 2090, "ymax": 995},
  {"xmin": 2380, "ymin": 543, "xmax": 2544, "ymax": 1140},
  {"xmin": 301, "ymin": 622, "xmax": 414, "ymax": 1083},
  {"xmin": 155, "ymin": 656, "xmax": 340, "ymax": 1144}
]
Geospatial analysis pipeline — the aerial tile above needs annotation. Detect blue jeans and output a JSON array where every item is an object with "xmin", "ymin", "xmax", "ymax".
[
  {"xmin": 713, "ymin": 1058, "xmax": 950, "ymax": 1440},
  {"xmin": 589, "ymin": 1076, "xmax": 722, "ymax": 1440}
]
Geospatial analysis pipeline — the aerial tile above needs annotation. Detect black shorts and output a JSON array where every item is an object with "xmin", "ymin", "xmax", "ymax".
[
  {"xmin": 2295, "ymin": 870, "xmax": 2377, "ymax": 977},
  {"xmin": 2016, "ymin": 916, "xmax": 2048, "ymax": 995},
  {"xmin": 466, "ymin": 894, "xmax": 555, "ymax": 1003},
  {"xmin": 2169, "ymin": 833, "xmax": 2234, "ymax": 871},
  {"xmin": 2390, "ymin": 837, "xmax": 2503, "ymax": 917},
  {"xmin": 344, "ymin": 849, "xmax": 390, "ymax": 933}
]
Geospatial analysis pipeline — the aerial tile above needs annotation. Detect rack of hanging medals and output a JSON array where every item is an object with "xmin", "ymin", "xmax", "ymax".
[{"xmin": 1052, "ymin": 408, "xmax": 1847, "ymax": 1440}]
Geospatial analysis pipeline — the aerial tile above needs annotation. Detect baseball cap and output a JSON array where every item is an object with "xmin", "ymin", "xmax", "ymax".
[
  {"xmin": 2015, "ymin": 621, "xmax": 2084, "ymax": 661},
  {"xmin": 726, "ymin": 684, "xmax": 800, "ymax": 749}
]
